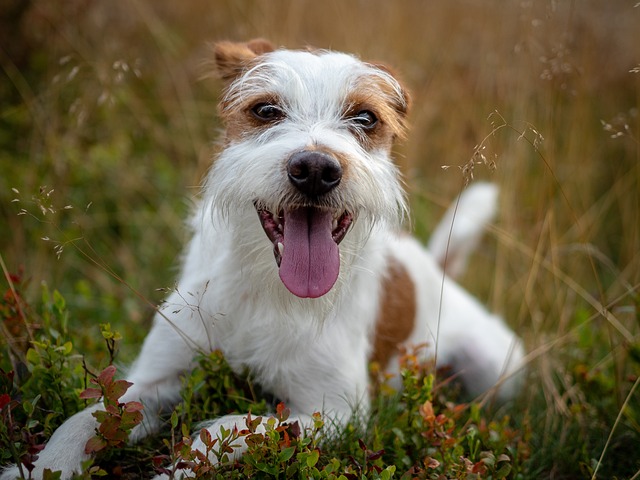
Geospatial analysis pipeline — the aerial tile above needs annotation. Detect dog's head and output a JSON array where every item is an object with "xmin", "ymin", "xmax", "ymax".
[{"xmin": 207, "ymin": 39, "xmax": 409, "ymax": 299}]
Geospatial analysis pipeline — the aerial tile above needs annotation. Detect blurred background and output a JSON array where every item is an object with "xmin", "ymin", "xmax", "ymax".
[{"xmin": 1, "ymin": 0, "xmax": 639, "ymax": 477}]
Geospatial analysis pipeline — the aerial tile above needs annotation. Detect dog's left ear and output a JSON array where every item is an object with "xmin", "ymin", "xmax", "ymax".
[
  {"xmin": 371, "ymin": 62, "xmax": 411, "ymax": 118},
  {"xmin": 214, "ymin": 39, "xmax": 275, "ymax": 82}
]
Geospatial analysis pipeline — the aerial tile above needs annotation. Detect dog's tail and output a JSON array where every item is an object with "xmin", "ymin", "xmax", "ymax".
[{"xmin": 427, "ymin": 182, "xmax": 498, "ymax": 279}]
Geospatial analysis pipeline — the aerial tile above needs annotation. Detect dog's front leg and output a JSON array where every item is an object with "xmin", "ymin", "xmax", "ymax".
[
  {"xmin": 152, "ymin": 337, "xmax": 370, "ymax": 479},
  {"xmin": 0, "ymin": 286, "xmax": 213, "ymax": 480}
]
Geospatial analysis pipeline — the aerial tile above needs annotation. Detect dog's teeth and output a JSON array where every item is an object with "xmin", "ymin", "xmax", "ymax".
[{"xmin": 277, "ymin": 242, "xmax": 284, "ymax": 256}]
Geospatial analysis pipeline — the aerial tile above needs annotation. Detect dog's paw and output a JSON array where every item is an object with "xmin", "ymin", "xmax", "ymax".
[
  {"xmin": 151, "ymin": 414, "xmax": 265, "ymax": 479},
  {"xmin": 0, "ymin": 465, "xmax": 20, "ymax": 480},
  {"xmin": 2, "ymin": 405, "xmax": 101, "ymax": 480}
]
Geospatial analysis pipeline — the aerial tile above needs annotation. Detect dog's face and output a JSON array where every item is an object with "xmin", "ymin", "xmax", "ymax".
[{"xmin": 208, "ymin": 40, "xmax": 409, "ymax": 299}]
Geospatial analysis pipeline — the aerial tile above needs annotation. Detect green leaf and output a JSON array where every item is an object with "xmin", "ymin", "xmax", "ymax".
[
  {"xmin": 23, "ymin": 395, "xmax": 36, "ymax": 415},
  {"xmin": 245, "ymin": 433, "xmax": 264, "ymax": 447},
  {"xmin": 278, "ymin": 446, "xmax": 296, "ymax": 463},
  {"xmin": 26, "ymin": 347, "xmax": 40, "ymax": 365},
  {"xmin": 256, "ymin": 462, "xmax": 278, "ymax": 475},
  {"xmin": 60, "ymin": 341, "xmax": 73, "ymax": 355},
  {"xmin": 42, "ymin": 469, "xmax": 63, "ymax": 480},
  {"xmin": 306, "ymin": 449, "xmax": 319, "ymax": 468},
  {"xmin": 121, "ymin": 409, "xmax": 143, "ymax": 428},
  {"xmin": 88, "ymin": 465, "xmax": 108, "ymax": 476},
  {"xmin": 495, "ymin": 462, "xmax": 512, "ymax": 479},
  {"xmin": 170, "ymin": 410, "xmax": 179, "ymax": 429},
  {"xmin": 92, "ymin": 410, "xmax": 109, "ymax": 423},
  {"xmin": 391, "ymin": 427, "xmax": 405, "ymax": 444},
  {"xmin": 380, "ymin": 466, "xmax": 396, "ymax": 480},
  {"xmin": 53, "ymin": 289, "xmax": 66, "ymax": 311}
]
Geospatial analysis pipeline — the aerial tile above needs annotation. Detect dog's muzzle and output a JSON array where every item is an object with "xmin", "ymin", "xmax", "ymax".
[{"xmin": 256, "ymin": 150, "xmax": 353, "ymax": 299}]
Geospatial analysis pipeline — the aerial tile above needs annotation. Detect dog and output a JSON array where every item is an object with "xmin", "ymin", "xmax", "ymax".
[{"xmin": 1, "ymin": 39, "xmax": 524, "ymax": 479}]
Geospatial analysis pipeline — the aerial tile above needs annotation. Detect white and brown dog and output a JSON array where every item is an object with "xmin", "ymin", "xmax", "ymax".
[{"xmin": 1, "ymin": 39, "xmax": 524, "ymax": 479}]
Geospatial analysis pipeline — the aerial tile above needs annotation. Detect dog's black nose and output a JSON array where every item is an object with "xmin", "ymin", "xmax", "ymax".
[{"xmin": 287, "ymin": 151, "xmax": 342, "ymax": 197}]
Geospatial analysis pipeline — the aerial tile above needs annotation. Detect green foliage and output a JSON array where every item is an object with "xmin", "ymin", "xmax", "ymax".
[
  {"xmin": 0, "ymin": 269, "xmax": 637, "ymax": 479},
  {"xmin": 145, "ymin": 349, "xmax": 527, "ymax": 479},
  {"xmin": 356, "ymin": 354, "xmax": 527, "ymax": 479},
  {"xmin": 19, "ymin": 285, "xmax": 85, "ymax": 425},
  {"xmin": 0, "ymin": 281, "xmax": 86, "ymax": 477},
  {"xmin": 177, "ymin": 351, "xmax": 269, "ymax": 429}
]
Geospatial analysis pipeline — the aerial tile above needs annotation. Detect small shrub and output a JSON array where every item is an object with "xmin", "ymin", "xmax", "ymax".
[{"xmin": 79, "ymin": 364, "xmax": 143, "ymax": 454}]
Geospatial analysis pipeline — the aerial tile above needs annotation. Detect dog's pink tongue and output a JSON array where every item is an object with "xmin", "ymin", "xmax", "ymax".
[{"xmin": 279, "ymin": 207, "xmax": 339, "ymax": 298}]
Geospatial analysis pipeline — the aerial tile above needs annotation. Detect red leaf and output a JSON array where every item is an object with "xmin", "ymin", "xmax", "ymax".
[
  {"xmin": 425, "ymin": 457, "xmax": 440, "ymax": 469},
  {"xmin": 367, "ymin": 449, "xmax": 385, "ymax": 461},
  {"xmin": 106, "ymin": 379, "xmax": 132, "ymax": 402},
  {"xmin": 279, "ymin": 429, "xmax": 290, "ymax": 448},
  {"xmin": 124, "ymin": 401, "xmax": 143, "ymax": 412},
  {"xmin": 79, "ymin": 388, "xmax": 102, "ymax": 399},
  {"xmin": 152, "ymin": 455, "xmax": 169, "ymax": 467},
  {"xmin": 289, "ymin": 420, "xmax": 301, "ymax": 439},
  {"xmin": 97, "ymin": 365, "xmax": 117, "ymax": 386},
  {"xmin": 199, "ymin": 428, "xmax": 212, "ymax": 446},
  {"xmin": 0, "ymin": 393, "xmax": 11, "ymax": 410},
  {"xmin": 246, "ymin": 414, "xmax": 262, "ymax": 432},
  {"xmin": 419, "ymin": 400, "xmax": 435, "ymax": 422},
  {"xmin": 276, "ymin": 402, "xmax": 290, "ymax": 422},
  {"xmin": 84, "ymin": 435, "xmax": 107, "ymax": 454},
  {"xmin": 193, "ymin": 450, "xmax": 207, "ymax": 462}
]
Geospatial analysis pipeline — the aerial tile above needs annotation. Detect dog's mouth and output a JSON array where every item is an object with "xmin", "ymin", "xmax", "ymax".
[{"xmin": 257, "ymin": 206, "xmax": 353, "ymax": 298}]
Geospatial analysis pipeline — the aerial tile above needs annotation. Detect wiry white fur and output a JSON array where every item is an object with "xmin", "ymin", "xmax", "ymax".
[{"xmin": 1, "ymin": 45, "xmax": 524, "ymax": 480}]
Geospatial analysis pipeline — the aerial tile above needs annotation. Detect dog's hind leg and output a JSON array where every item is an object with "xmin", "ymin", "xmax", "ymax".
[{"xmin": 389, "ymin": 235, "xmax": 525, "ymax": 401}]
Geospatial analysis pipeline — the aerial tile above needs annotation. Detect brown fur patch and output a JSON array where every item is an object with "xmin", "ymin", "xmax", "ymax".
[
  {"xmin": 218, "ymin": 93, "xmax": 282, "ymax": 143},
  {"xmin": 214, "ymin": 39, "xmax": 275, "ymax": 82},
  {"xmin": 343, "ymin": 70, "xmax": 410, "ymax": 151},
  {"xmin": 371, "ymin": 256, "xmax": 417, "ymax": 368}
]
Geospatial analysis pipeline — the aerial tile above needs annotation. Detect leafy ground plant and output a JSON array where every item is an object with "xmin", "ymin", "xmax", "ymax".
[
  {"xmin": 79, "ymin": 365, "xmax": 143, "ymax": 455},
  {"xmin": 0, "ymin": 279, "xmax": 529, "ymax": 479},
  {"xmin": 149, "ymin": 352, "xmax": 527, "ymax": 479}
]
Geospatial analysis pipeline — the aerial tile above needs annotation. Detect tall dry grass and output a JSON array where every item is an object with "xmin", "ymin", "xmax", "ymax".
[{"xmin": 1, "ymin": 0, "xmax": 639, "ymax": 477}]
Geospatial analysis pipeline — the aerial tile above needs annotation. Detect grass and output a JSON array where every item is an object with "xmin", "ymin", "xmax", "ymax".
[{"xmin": 1, "ymin": 0, "xmax": 639, "ymax": 478}]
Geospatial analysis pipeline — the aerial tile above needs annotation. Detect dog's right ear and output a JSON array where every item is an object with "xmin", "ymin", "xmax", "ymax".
[{"xmin": 214, "ymin": 39, "xmax": 275, "ymax": 82}]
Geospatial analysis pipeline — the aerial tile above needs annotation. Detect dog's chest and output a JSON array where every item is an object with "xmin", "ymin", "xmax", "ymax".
[{"xmin": 210, "ymin": 287, "xmax": 376, "ymax": 385}]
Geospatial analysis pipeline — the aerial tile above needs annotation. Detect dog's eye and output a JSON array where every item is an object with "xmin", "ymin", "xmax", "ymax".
[
  {"xmin": 251, "ymin": 103, "xmax": 284, "ymax": 122},
  {"xmin": 350, "ymin": 110, "xmax": 378, "ymax": 129}
]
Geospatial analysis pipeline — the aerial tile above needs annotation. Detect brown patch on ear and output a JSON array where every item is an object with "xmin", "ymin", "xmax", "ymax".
[
  {"xmin": 214, "ymin": 39, "xmax": 275, "ymax": 82},
  {"xmin": 369, "ymin": 62, "xmax": 411, "ymax": 118},
  {"xmin": 371, "ymin": 256, "xmax": 417, "ymax": 368}
]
